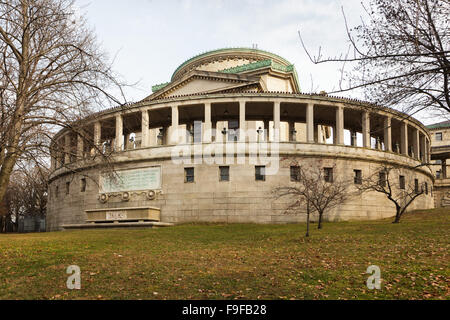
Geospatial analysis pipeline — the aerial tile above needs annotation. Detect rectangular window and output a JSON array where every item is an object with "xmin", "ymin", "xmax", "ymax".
[
  {"xmin": 436, "ymin": 170, "xmax": 441, "ymax": 179},
  {"xmin": 354, "ymin": 170, "xmax": 362, "ymax": 185},
  {"xmin": 324, "ymin": 167, "xmax": 333, "ymax": 183},
  {"xmin": 219, "ymin": 166, "xmax": 230, "ymax": 181},
  {"xmin": 255, "ymin": 166, "xmax": 265, "ymax": 181},
  {"xmin": 55, "ymin": 186, "xmax": 59, "ymax": 198},
  {"xmin": 436, "ymin": 132, "xmax": 443, "ymax": 141},
  {"xmin": 65, "ymin": 181, "xmax": 70, "ymax": 195},
  {"xmin": 185, "ymin": 167, "xmax": 194, "ymax": 183},
  {"xmin": 290, "ymin": 166, "xmax": 300, "ymax": 182},
  {"xmin": 81, "ymin": 178, "xmax": 86, "ymax": 192},
  {"xmin": 414, "ymin": 179, "xmax": 419, "ymax": 194},
  {"xmin": 425, "ymin": 182, "xmax": 429, "ymax": 195},
  {"xmin": 399, "ymin": 175, "xmax": 405, "ymax": 190},
  {"xmin": 379, "ymin": 172, "xmax": 387, "ymax": 187}
]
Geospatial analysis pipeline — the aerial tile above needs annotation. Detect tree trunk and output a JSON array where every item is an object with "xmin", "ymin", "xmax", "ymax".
[
  {"xmin": 0, "ymin": 152, "xmax": 19, "ymax": 205},
  {"xmin": 0, "ymin": 78, "xmax": 27, "ymax": 205},
  {"xmin": 306, "ymin": 202, "xmax": 310, "ymax": 237},
  {"xmin": 0, "ymin": 1, "xmax": 30, "ymax": 206},
  {"xmin": 0, "ymin": 216, "xmax": 4, "ymax": 233},
  {"xmin": 318, "ymin": 212, "xmax": 323, "ymax": 229},
  {"xmin": 393, "ymin": 206, "xmax": 402, "ymax": 223}
]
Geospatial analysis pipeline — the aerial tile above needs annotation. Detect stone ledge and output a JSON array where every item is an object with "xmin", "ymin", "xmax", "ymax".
[
  {"xmin": 49, "ymin": 142, "xmax": 431, "ymax": 181},
  {"xmin": 62, "ymin": 221, "xmax": 174, "ymax": 230}
]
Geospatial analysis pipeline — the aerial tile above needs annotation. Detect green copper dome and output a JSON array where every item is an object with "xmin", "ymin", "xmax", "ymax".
[{"xmin": 171, "ymin": 47, "xmax": 295, "ymax": 81}]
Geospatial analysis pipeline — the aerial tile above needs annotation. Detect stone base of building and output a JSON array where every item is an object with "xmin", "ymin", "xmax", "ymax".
[
  {"xmin": 61, "ymin": 221, "xmax": 173, "ymax": 230},
  {"xmin": 433, "ymin": 178, "xmax": 450, "ymax": 208},
  {"xmin": 47, "ymin": 151, "xmax": 435, "ymax": 231}
]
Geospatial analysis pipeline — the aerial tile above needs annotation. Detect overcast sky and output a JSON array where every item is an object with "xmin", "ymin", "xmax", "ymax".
[{"xmin": 74, "ymin": 0, "xmax": 436, "ymax": 124}]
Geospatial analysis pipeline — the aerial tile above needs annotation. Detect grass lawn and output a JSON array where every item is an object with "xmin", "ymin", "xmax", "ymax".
[{"xmin": 0, "ymin": 208, "xmax": 448, "ymax": 300}]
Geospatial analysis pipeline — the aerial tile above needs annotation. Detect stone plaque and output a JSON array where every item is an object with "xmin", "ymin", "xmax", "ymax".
[
  {"xmin": 86, "ymin": 207, "xmax": 161, "ymax": 223},
  {"xmin": 106, "ymin": 211, "xmax": 127, "ymax": 220},
  {"xmin": 100, "ymin": 166, "xmax": 161, "ymax": 193}
]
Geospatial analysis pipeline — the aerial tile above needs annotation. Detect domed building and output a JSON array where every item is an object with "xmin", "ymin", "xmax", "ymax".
[{"xmin": 47, "ymin": 48, "xmax": 435, "ymax": 231}]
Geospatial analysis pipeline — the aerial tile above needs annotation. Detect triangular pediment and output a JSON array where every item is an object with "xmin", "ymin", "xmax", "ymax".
[
  {"xmin": 165, "ymin": 77, "xmax": 248, "ymax": 97},
  {"xmin": 144, "ymin": 70, "xmax": 261, "ymax": 101}
]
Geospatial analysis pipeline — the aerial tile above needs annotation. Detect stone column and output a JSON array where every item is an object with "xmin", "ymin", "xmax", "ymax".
[
  {"xmin": 204, "ymin": 102, "xmax": 212, "ymax": 143},
  {"xmin": 412, "ymin": 128, "xmax": 420, "ymax": 160},
  {"xmin": 376, "ymin": 137, "xmax": 381, "ymax": 150},
  {"xmin": 141, "ymin": 110, "xmax": 150, "ymax": 148},
  {"xmin": 273, "ymin": 101, "xmax": 280, "ymax": 142},
  {"xmin": 442, "ymin": 159, "xmax": 447, "ymax": 179},
  {"xmin": 420, "ymin": 134, "xmax": 426, "ymax": 163},
  {"xmin": 306, "ymin": 103, "xmax": 314, "ymax": 143},
  {"xmin": 115, "ymin": 114, "xmax": 124, "ymax": 151},
  {"xmin": 54, "ymin": 143, "xmax": 60, "ymax": 168},
  {"xmin": 264, "ymin": 119, "xmax": 270, "ymax": 142},
  {"xmin": 288, "ymin": 121, "xmax": 296, "ymax": 142},
  {"xmin": 170, "ymin": 105, "xmax": 179, "ymax": 144},
  {"xmin": 187, "ymin": 123, "xmax": 193, "ymax": 144},
  {"xmin": 384, "ymin": 116, "xmax": 392, "ymax": 152},
  {"xmin": 212, "ymin": 121, "xmax": 217, "ymax": 142},
  {"xmin": 56, "ymin": 141, "xmax": 62, "ymax": 167},
  {"xmin": 216, "ymin": 121, "xmax": 224, "ymax": 143},
  {"xmin": 247, "ymin": 121, "xmax": 257, "ymax": 143},
  {"xmin": 332, "ymin": 125, "xmax": 337, "ymax": 145},
  {"xmin": 58, "ymin": 139, "xmax": 65, "ymax": 167},
  {"xmin": 77, "ymin": 133, "xmax": 84, "ymax": 159},
  {"xmin": 94, "ymin": 121, "xmax": 101, "ymax": 148},
  {"xmin": 350, "ymin": 130, "xmax": 357, "ymax": 146},
  {"xmin": 362, "ymin": 111, "xmax": 371, "ymax": 148},
  {"xmin": 316, "ymin": 125, "xmax": 322, "ymax": 143},
  {"xmin": 239, "ymin": 101, "xmax": 246, "ymax": 142},
  {"xmin": 335, "ymin": 105, "xmax": 344, "ymax": 145},
  {"xmin": 400, "ymin": 122, "xmax": 408, "ymax": 155},
  {"xmin": 50, "ymin": 150, "xmax": 56, "ymax": 171},
  {"xmin": 64, "ymin": 134, "xmax": 71, "ymax": 164}
]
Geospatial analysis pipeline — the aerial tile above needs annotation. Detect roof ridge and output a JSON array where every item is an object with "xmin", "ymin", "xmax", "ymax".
[{"xmin": 426, "ymin": 120, "xmax": 450, "ymax": 129}]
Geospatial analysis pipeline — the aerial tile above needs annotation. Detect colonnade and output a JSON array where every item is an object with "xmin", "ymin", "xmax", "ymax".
[{"xmin": 51, "ymin": 98, "xmax": 431, "ymax": 170}]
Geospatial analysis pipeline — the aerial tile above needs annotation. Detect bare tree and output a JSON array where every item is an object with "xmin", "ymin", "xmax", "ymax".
[
  {"xmin": 1, "ymin": 164, "xmax": 48, "ymax": 232},
  {"xmin": 357, "ymin": 163, "xmax": 425, "ymax": 223},
  {"xmin": 0, "ymin": 193, "xmax": 8, "ymax": 232},
  {"xmin": 274, "ymin": 165, "xmax": 351, "ymax": 234},
  {"xmin": 0, "ymin": 0, "xmax": 125, "ymax": 205},
  {"xmin": 299, "ymin": 0, "xmax": 450, "ymax": 117}
]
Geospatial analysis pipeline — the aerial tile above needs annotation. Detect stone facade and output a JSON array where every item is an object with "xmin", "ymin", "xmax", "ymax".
[
  {"xmin": 47, "ymin": 151, "xmax": 434, "ymax": 231},
  {"xmin": 427, "ymin": 120, "xmax": 450, "ymax": 208},
  {"xmin": 47, "ymin": 48, "xmax": 436, "ymax": 231}
]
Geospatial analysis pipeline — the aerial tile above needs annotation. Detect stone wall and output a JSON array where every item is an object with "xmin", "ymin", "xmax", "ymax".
[
  {"xmin": 430, "ymin": 127, "xmax": 450, "ymax": 147},
  {"xmin": 433, "ymin": 179, "xmax": 450, "ymax": 208},
  {"xmin": 47, "ymin": 149, "xmax": 434, "ymax": 231}
]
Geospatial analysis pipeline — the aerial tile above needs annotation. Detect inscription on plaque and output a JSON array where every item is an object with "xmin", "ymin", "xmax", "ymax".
[
  {"xmin": 100, "ymin": 166, "xmax": 161, "ymax": 193},
  {"xmin": 106, "ymin": 211, "xmax": 127, "ymax": 220}
]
